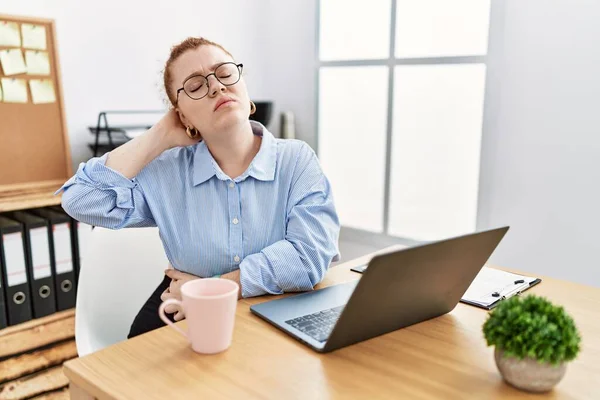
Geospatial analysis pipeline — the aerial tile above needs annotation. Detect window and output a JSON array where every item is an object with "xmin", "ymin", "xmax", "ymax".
[
  {"xmin": 317, "ymin": 0, "xmax": 491, "ymax": 240},
  {"xmin": 319, "ymin": 0, "xmax": 391, "ymax": 61},
  {"xmin": 319, "ymin": 66, "xmax": 389, "ymax": 232}
]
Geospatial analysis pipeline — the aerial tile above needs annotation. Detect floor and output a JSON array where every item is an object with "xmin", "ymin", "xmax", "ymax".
[{"xmin": 333, "ymin": 227, "xmax": 420, "ymax": 266}]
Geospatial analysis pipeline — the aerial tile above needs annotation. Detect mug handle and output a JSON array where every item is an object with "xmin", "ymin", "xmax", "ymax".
[{"xmin": 158, "ymin": 298, "xmax": 188, "ymax": 340}]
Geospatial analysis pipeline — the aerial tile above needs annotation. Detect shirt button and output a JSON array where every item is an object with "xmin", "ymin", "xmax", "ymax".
[
  {"xmin": 232, "ymin": 218, "xmax": 239, "ymax": 225},
  {"xmin": 234, "ymin": 255, "xmax": 240, "ymax": 263},
  {"xmin": 229, "ymin": 182, "xmax": 235, "ymax": 188}
]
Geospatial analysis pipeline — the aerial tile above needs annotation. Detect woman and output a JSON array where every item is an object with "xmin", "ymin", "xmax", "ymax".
[{"xmin": 58, "ymin": 37, "xmax": 340, "ymax": 338}]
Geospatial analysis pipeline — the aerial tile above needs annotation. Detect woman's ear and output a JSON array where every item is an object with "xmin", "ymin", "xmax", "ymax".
[
  {"xmin": 175, "ymin": 107, "xmax": 203, "ymax": 141},
  {"xmin": 175, "ymin": 108, "xmax": 190, "ymax": 128}
]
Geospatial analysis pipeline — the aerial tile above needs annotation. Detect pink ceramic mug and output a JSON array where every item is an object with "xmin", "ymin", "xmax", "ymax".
[{"xmin": 158, "ymin": 278, "xmax": 239, "ymax": 354}]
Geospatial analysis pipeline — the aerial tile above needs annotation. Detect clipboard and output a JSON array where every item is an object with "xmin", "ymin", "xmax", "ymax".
[
  {"xmin": 350, "ymin": 264, "xmax": 541, "ymax": 311},
  {"xmin": 460, "ymin": 267, "xmax": 542, "ymax": 310}
]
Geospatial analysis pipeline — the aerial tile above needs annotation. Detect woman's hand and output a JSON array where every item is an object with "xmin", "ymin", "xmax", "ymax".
[
  {"xmin": 104, "ymin": 109, "xmax": 201, "ymax": 178},
  {"xmin": 160, "ymin": 266, "xmax": 201, "ymax": 321},
  {"xmin": 155, "ymin": 109, "xmax": 202, "ymax": 150},
  {"xmin": 221, "ymin": 269, "xmax": 243, "ymax": 300}
]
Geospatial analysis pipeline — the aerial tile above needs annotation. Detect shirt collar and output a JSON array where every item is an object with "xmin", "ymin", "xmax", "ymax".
[{"xmin": 192, "ymin": 121, "xmax": 277, "ymax": 186}]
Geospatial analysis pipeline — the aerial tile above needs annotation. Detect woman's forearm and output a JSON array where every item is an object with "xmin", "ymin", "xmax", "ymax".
[
  {"xmin": 222, "ymin": 269, "xmax": 243, "ymax": 299},
  {"xmin": 105, "ymin": 122, "xmax": 172, "ymax": 179}
]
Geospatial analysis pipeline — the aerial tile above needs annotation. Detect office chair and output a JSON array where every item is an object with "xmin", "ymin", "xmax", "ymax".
[{"xmin": 75, "ymin": 227, "xmax": 168, "ymax": 356}]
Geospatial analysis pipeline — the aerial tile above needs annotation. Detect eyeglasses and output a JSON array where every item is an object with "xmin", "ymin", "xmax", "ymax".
[{"xmin": 176, "ymin": 62, "xmax": 243, "ymax": 103}]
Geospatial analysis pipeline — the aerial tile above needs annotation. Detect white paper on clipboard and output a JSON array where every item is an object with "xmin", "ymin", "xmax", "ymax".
[
  {"xmin": 3, "ymin": 232, "xmax": 27, "ymax": 286},
  {"xmin": 30, "ymin": 227, "xmax": 52, "ymax": 279},
  {"xmin": 462, "ymin": 267, "xmax": 538, "ymax": 308},
  {"xmin": 53, "ymin": 223, "xmax": 73, "ymax": 274}
]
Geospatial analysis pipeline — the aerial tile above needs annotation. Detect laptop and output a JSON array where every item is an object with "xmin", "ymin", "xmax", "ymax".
[{"xmin": 250, "ymin": 226, "xmax": 509, "ymax": 353}]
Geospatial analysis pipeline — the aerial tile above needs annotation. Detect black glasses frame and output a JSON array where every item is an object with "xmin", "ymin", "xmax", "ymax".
[{"xmin": 176, "ymin": 62, "xmax": 243, "ymax": 103}]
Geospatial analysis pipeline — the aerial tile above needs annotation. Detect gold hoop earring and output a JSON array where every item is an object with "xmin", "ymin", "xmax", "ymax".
[
  {"xmin": 250, "ymin": 101, "xmax": 256, "ymax": 116},
  {"xmin": 186, "ymin": 126, "xmax": 201, "ymax": 140}
]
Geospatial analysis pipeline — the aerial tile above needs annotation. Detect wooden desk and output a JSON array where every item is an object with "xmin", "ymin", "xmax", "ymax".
[{"xmin": 64, "ymin": 247, "xmax": 600, "ymax": 399}]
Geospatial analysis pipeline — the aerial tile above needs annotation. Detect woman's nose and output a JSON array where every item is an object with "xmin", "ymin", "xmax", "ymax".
[{"xmin": 208, "ymin": 76, "xmax": 226, "ymax": 97}]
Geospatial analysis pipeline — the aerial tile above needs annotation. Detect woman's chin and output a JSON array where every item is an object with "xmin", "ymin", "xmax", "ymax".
[{"xmin": 213, "ymin": 110, "xmax": 247, "ymax": 131}]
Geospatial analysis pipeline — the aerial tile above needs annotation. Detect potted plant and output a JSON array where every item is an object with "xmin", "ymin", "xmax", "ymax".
[{"xmin": 483, "ymin": 294, "xmax": 581, "ymax": 392}]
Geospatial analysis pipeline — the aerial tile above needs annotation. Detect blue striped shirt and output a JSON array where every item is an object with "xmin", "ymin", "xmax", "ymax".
[{"xmin": 57, "ymin": 122, "xmax": 340, "ymax": 298}]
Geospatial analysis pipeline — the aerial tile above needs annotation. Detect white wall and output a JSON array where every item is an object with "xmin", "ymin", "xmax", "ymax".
[
  {"xmin": 2, "ymin": 0, "xmax": 271, "ymax": 168},
  {"xmin": 11, "ymin": 0, "xmax": 597, "ymax": 287},
  {"xmin": 262, "ymin": 0, "xmax": 318, "ymax": 147},
  {"xmin": 478, "ymin": 0, "xmax": 600, "ymax": 286}
]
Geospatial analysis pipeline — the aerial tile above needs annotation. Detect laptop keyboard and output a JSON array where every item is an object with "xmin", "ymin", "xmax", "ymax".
[{"xmin": 285, "ymin": 305, "xmax": 344, "ymax": 342}]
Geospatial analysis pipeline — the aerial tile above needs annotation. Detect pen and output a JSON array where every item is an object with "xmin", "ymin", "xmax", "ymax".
[{"xmin": 492, "ymin": 279, "xmax": 527, "ymax": 298}]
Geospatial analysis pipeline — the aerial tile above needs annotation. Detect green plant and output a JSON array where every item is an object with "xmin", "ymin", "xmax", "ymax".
[{"xmin": 483, "ymin": 295, "xmax": 581, "ymax": 365}]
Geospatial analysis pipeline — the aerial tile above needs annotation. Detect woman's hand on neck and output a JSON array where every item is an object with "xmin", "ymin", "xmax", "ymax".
[{"xmin": 205, "ymin": 120, "xmax": 261, "ymax": 179}]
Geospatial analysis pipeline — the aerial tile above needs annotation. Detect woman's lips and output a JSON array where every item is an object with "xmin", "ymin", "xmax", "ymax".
[{"xmin": 214, "ymin": 98, "xmax": 235, "ymax": 111}]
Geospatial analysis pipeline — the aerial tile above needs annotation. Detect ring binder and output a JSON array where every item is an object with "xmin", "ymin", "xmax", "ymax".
[
  {"xmin": 50, "ymin": 205, "xmax": 90, "ymax": 284},
  {"xmin": 0, "ymin": 216, "xmax": 33, "ymax": 325},
  {"xmin": 28, "ymin": 208, "xmax": 76, "ymax": 311},
  {"xmin": 5, "ymin": 211, "xmax": 57, "ymax": 318}
]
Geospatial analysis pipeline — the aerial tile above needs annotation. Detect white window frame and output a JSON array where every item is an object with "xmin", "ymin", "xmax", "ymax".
[{"xmin": 315, "ymin": 0, "xmax": 490, "ymax": 240}]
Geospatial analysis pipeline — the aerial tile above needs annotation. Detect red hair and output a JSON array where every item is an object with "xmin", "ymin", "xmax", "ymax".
[{"xmin": 163, "ymin": 37, "xmax": 233, "ymax": 105}]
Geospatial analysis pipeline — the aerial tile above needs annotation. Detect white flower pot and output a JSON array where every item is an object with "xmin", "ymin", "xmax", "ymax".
[{"xmin": 494, "ymin": 348, "xmax": 567, "ymax": 392}]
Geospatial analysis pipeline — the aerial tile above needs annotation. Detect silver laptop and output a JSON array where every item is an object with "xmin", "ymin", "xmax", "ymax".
[{"xmin": 250, "ymin": 226, "xmax": 509, "ymax": 353}]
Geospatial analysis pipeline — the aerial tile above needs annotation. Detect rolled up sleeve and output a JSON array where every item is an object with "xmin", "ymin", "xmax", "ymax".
[
  {"xmin": 239, "ymin": 148, "xmax": 340, "ymax": 298},
  {"xmin": 56, "ymin": 154, "xmax": 155, "ymax": 229}
]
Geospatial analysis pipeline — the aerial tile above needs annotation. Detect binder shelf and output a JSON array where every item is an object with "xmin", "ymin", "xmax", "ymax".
[{"xmin": 0, "ymin": 206, "xmax": 84, "ymax": 329}]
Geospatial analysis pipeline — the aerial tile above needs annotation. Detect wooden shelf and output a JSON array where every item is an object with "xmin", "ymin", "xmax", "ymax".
[
  {"xmin": 0, "ymin": 308, "xmax": 75, "ymax": 359},
  {"xmin": 0, "ymin": 309, "xmax": 75, "ymax": 338},
  {"xmin": 0, "ymin": 184, "xmax": 63, "ymax": 213}
]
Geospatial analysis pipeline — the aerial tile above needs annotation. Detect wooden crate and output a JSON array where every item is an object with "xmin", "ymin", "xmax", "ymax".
[{"xmin": 0, "ymin": 309, "xmax": 76, "ymax": 400}]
